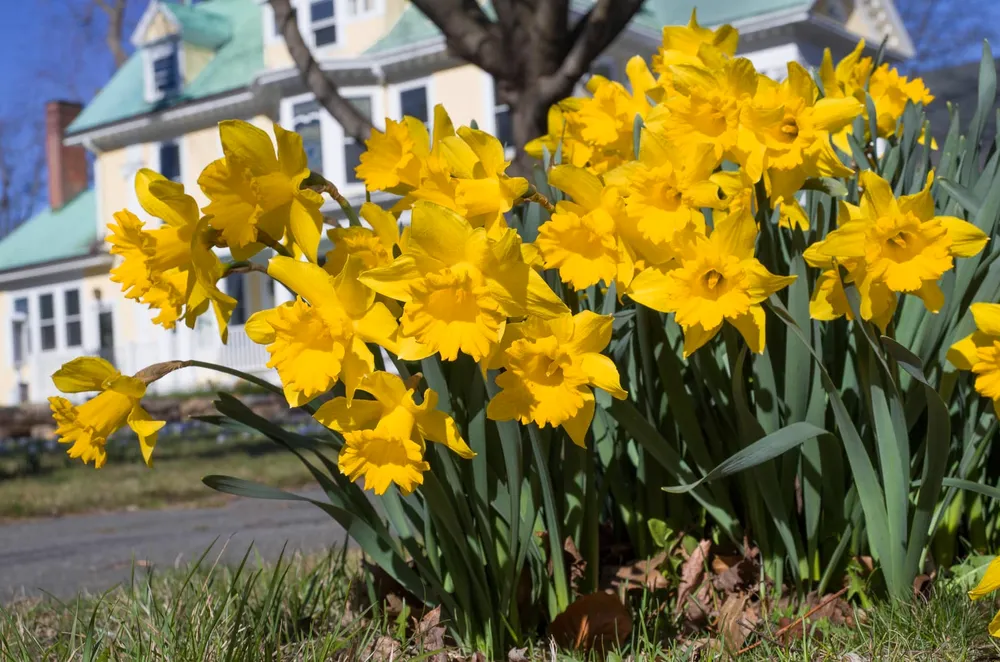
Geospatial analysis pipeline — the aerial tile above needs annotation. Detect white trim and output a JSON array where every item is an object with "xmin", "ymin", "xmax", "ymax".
[
  {"xmin": 143, "ymin": 39, "xmax": 185, "ymax": 104},
  {"xmin": 131, "ymin": 0, "xmax": 179, "ymax": 48},
  {"xmin": 389, "ymin": 76, "xmax": 432, "ymax": 124},
  {"xmin": 344, "ymin": 0, "xmax": 383, "ymax": 21},
  {"xmin": 0, "ymin": 255, "xmax": 113, "ymax": 286}
]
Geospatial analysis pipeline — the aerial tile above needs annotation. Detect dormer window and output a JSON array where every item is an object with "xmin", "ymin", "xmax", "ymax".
[
  {"xmin": 346, "ymin": 0, "xmax": 379, "ymax": 19},
  {"xmin": 153, "ymin": 50, "xmax": 179, "ymax": 94},
  {"xmin": 310, "ymin": 1, "xmax": 337, "ymax": 47}
]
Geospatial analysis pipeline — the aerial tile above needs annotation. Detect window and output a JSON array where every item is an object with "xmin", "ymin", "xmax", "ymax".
[
  {"xmin": 39, "ymin": 293, "xmax": 56, "ymax": 351},
  {"xmin": 17, "ymin": 383, "xmax": 28, "ymax": 405},
  {"xmin": 12, "ymin": 297, "xmax": 27, "ymax": 365},
  {"xmin": 343, "ymin": 96, "xmax": 373, "ymax": 184},
  {"xmin": 400, "ymin": 86, "xmax": 428, "ymax": 124},
  {"xmin": 493, "ymin": 81, "xmax": 513, "ymax": 148},
  {"xmin": 153, "ymin": 50, "xmax": 179, "ymax": 94},
  {"xmin": 159, "ymin": 142, "xmax": 181, "ymax": 182},
  {"xmin": 64, "ymin": 289, "xmax": 82, "ymax": 348},
  {"xmin": 292, "ymin": 100, "xmax": 324, "ymax": 174},
  {"xmin": 229, "ymin": 274, "xmax": 248, "ymax": 326},
  {"xmin": 310, "ymin": 0, "xmax": 337, "ymax": 46},
  {"xmin": 345, "ymin": 0, "xmax": 377, "ymax": 17}
]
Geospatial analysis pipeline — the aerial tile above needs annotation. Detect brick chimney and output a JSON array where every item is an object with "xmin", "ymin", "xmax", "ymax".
[{"xmin": 45, "ymin": 101, "xmax": 88, "ymax": 210}]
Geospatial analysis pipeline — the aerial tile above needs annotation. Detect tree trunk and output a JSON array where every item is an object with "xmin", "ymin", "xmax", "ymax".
[
  {"xmin": 269, "ymin": 0, "xmax": 373, "ymax": 143},
  {"xmin": 511, "ymin": 92, "xmax": 549, "ymax": 177}
]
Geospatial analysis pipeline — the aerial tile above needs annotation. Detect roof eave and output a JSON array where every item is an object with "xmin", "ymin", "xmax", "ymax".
[{"xmin": 0, "ymin": 253, "xmax": 113, "ymax": 287}]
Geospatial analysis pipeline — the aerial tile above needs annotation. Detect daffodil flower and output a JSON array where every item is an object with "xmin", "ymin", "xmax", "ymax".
[
  {"xmin": 968, "ymin": 555, "xmax": 1000, "ymax": 637},
  {"xmin": 314, "ymin": 371, "xmax": 474, "ymax": 495},
  {"xmin": 651, "ymin": 9, "xmax": 738, "ymax": 85},
  {"xmin": 804, "ymin": 171, "xmax": 988, "ymax": 328},
  {"xmin": 948, "ymin": 303, "xmax": 1000, "ymax": 416},
  {"xmin": 106, "ymin": 169, "xmax": 237, "ymax": 339},
  {"xmin": 360, "ymin": 201, "xmax": 568, "ymax": 362},
  {"xmin": 743, "ymin": 62, "xmax": 862, "ymax": 230},
  {"xmin": 628, "ymin": 209, "xmax": 796, "ymax": 356},
  {"xmin": 355, "ymin": 117, "xmax": 429, "ymax": 193},
  {"xmin": 49, "ymin": 357, "xmax": 165, "ymax": 468},
  {"xmin": 486, "ymin": 311, "xmax": 627, "ymax": 446},
  {"xmin": 245, "ymin": 256, "xmax": 399, "ymax": 407},
  {"xmin": 199, "ymin": 120, "xmax": 325, "ymax": 262},
  {"xmin": 534, "ymin": 165, "xmax": 641, "ymax": 292},
  {"xmin": 324, "ymin": 202, "xmax": 400, "ymax": 276}
]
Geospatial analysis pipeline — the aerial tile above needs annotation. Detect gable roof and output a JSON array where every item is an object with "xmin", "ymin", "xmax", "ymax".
[
  {"xmin": 0, "ymin": 191, "xmax": 98, "ymax": 273},
  {"xmin": 365, "ymin": 0, "xmax": 815, "ymax": 54},
  {"xmin": 67, "ymin": 0, "xmax": 261, "ymax": 136}
]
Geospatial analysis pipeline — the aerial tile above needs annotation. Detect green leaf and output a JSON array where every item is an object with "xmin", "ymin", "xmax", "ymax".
[
  {"xmin": 940, "ymin": 478, "xmax": 1000, "ymax": 501},
  {"xmin": 664, "ymin": 421, "xmax": 826, "ymax": 493},
  {"xmin": 800, "ymin": 177, "xmax": 848, "ymax": 197},
  {"xmin": 936, "ymin": 178, "xmax": 981, "ymax": 216},
  {"xmin": 969, "ymin": 41, "xmax": 997, "ymax": 150}
]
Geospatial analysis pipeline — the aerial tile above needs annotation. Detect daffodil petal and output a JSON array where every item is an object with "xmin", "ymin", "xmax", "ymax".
[{"xmin": 52, "ymin": 357, "xmax": 121, "ymax": 393}]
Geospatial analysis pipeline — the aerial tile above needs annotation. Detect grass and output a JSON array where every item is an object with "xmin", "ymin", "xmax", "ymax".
[
  {"xmin": 2, "ymin": 544, "xmax": 997, "ymax": 661},
  {"xmin": 0, "ymin": 435, "xmax": 314, "ymax": 519}
]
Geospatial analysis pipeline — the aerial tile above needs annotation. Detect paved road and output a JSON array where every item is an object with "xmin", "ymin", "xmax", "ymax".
[{"xmin": 0, "ymin": 490, "xmax": 345, "ymax": 600}]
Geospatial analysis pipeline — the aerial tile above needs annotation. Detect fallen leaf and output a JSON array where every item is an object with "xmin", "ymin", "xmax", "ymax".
[
  {"xmin": 605, "ymin": 551, "xmax": 668, "ymax": 592},
  {"xmin": 563, "ymin": 537, "xmax": 587, "ymax": 591},
  {"xmin": 912, "ymin": 573, "xmax": 933, "ymax": 599},
  {"xmin": 507, "ymin": 647, "xmax": 529, "ymax": 662},
  {"xmin": 717, "ymin": 593, "xmax": 758, "ymax": 652},
  {"xmin": 365, "ymin": 635, "xmax": 401, "ymax": 661},
  {"xmin": 414, "ymin": 605, "xmax": 446, "ymax": 656},
  {"xmin": 549, "ymin": 592, "xmax": 632, "ymax": 657},
  {"xmin": 712, "ymin": 546, "xmax": 760, "ymax": 594},
  {"xmin": 675, "ymin": 539, "xmax": 710, "ymax": 615}
]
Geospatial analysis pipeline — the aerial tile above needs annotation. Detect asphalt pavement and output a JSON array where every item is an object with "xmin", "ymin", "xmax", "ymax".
[{"xmin": 0, "ymin": 489, "xmax": 345, "ymax": 600}]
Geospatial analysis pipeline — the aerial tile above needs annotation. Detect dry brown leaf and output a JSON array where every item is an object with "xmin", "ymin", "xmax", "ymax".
[
  {"xmin": 717, "ymin": 593, "xmax": 758, "ymax": 652},
  {"xmin": 563, "ymin": 537, "xmax": 588, "ymax": 591},
  {"xmin": 549, "ymin": 592, "xmax": 633, "ymax": 657},
  {"xmin": 366, "ymin": 635, "xmax": 401, "ymax": 661},
  {"xmin": 414, "ymin": 605, "xmax": 446, "ymax": 656},
  {"xmin": 675, "ymin": 539, "xmax": 711, "ymax": 615},
  {"xmin": 712, "ymin": 546, "xmax": 760, "ymax": 594},
  {"xmin": 606, "ymin": 551, "xmax": 668, "ymax": 592},
  {"xmin": 507, "ymin": 647, "xmax": 529, "ymax": 662}
]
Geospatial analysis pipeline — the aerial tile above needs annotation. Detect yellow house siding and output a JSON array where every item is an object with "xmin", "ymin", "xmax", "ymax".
[
  {"xmin": 430, "ymin": 65, "xmax": 490, "ymax": 128},
  {"xmin": 144, "ymin": 10, "xmax": 178, "ymax": 42},
  {"xmin": 183, "ymin": 44, "xmax": 215, "ymax": 84}
]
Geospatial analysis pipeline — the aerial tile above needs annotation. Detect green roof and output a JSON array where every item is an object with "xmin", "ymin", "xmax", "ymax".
[
  {"xmin": 366, "ymin": 0, "xmax": 811, "ymax": 54},
  {"xmin": 164, "ymin": 1, "xmax": 233, "ymax": 49},
  {"xmin": 67, "ymin": 0, "xmax": 262, "ymax": 136},
  {"xmin": 0, "ymin": 190, "xmax": 98, "ymax": 272}
]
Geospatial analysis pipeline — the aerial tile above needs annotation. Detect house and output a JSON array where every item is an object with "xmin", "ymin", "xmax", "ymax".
[{"xmin": 0, "ymin": 0, "xmax": 915, "ymax": 405}]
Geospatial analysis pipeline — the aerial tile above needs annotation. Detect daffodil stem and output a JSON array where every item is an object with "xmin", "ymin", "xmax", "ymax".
[
  {"xmin": 175, "ymin": 360, "xmax": 284, "ymax": 396},
  {"xmin": 634, "ymin": 305, "xmax": 659, "ymax": 423},
  {"xmin": 222, "ymin": 261, "xmax": 268, "ymax": 277},
  {"xmin": 257, "ymin": 231, "xmax": 294, "ymax": 258},
  {"xmin": 523, "ymin": 189, "xmax": 555, "ymax": 214}
]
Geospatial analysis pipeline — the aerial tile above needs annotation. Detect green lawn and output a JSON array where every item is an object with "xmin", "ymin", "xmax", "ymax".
[
  {"xmin": 0, "ymin": 434, "xmax": 314, "ymax": 519},
  {"xmin": 2, "ymin": 546, "xmax": 997, "ymax": 661}
]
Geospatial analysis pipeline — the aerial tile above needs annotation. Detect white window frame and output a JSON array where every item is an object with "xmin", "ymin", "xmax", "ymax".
[
  {"xmin": 286, "ymin": 95, "xmax": 326, "ymax": 175},
  {"xmin": 155, "ymin": 139, "xmax": 184, "ymax": 185},
  {"xmin": 390, "ymin": 77, "xmax": 433, "ymax": 126},
  {"xmin": 64, "ymin": 289, "xmax": 82, "ymax": 349},
  {"xmin": 344, "ymin": 0, "xmax": 383, "ymax": 21},
  {"xmin": 142, "ymin": 39, "xmax": 184, "ymax": 103},
  {"xmin": 484, "ymin": 73, "xmax": 515, "ymax": 159},
  {"xmin": 280, "ymin": 87, "xmax": 384, "ymax": 195},
  {"xmin": 38, "ymin": 292, "xmax": 57, "ymax": 353},
  {"xmin": 10, "ymin": 296, "xmax": 29, "ymax": 366},
  {"xmin": 306, "ymin": 0, "xmax": 339, "ymax": 48}
]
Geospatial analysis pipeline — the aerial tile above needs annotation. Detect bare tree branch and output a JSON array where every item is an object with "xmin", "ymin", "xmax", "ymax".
[
  {"xmin": 92, "ymin": 0, "xmax": 129, "ymax": 69},
  {"xmin": 409, "ymin": 0, "xmax": 506, "ymax": 76},
  {"xmin": 537, "ymin": 0, "xmax": 644, "ymax": 103},
  {"xmin": 268, "ymin": 0, "xmax": 373, "ymax": 142}
]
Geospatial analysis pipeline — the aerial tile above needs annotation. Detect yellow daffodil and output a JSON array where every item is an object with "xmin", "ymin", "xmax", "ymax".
[
  {"xmin": 654, "ymin": 57, "xmax": 765, "ymax": 181},
  {"xmin": 48, "ymin": 357, "xmax": 165, "ymax": 468},
  {"xmin": 361, "ymin": 201, "xmax": 567, "ymax": 362},
  {"xmin": 628, "ymin": 209, "xmax": 796, "ymax": 356},
  {"xmin": 324, "ymin": 202, "xmax": 400, "ymax": 276},
  {"xmin": 967, "ymin": 555, "xmax": 1000, "ymax": 636},
  {"xmin": 245, "ymin": 256, "xmax": 398, "ymax": 406},
  {"xmin": 356, "ymin": 117, "xmax": 429, "ymax": 193},
  {"xmin": 314, "ymin": 371, "xmax": 474, "ymax": 495},
  {"xmin": 820, "ymin": 41, "xmax": 934, "ymax": 149},
  {"xmin": 744, "ymin": 62, "xmax": 862, "ymax": 229},
  {"xmin": 651, "ymin": 9, "xmax": 738, "ymax": 85},
  {"xmin": 604, "ymin": 131, "xmax": 720, "ymax": 247},
  {"xmin": 486, "ymin": 312, "xmax": 627, "ymax": 445},
  {"xmin": 534, "ymin": 165, "xmax": 638, "ymax": 291},
  {"xmin": 525, "ymin": 58, "xmax": 656, "ymax": 175},
  {"xmin": 199, "ymin": 120, "xmax": 325, "ymax": 262},
  {"xmin": 804, "ymin": 171, "xmax": 988, "ymax": 327},
  {"xmin": 106, "ymin": 169, "xmax": 237, "ymax": 339},
  {"xmin": 948, "ymin": 304, "xmax": 1000, "ymax": 415}
]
